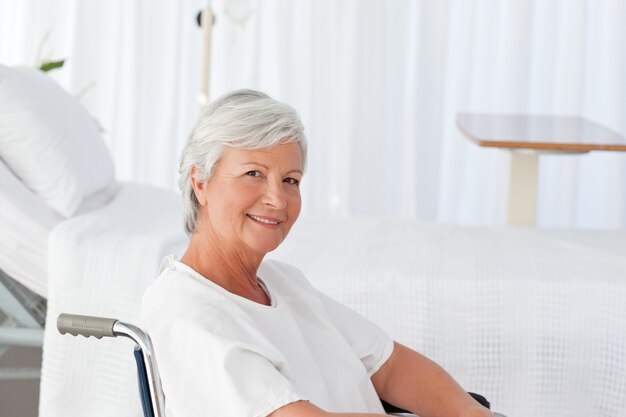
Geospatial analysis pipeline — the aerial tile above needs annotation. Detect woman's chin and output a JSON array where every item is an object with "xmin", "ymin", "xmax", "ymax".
[{"xmin": 245, "ymin": 237, "xmax": 284, "ymax": 256}]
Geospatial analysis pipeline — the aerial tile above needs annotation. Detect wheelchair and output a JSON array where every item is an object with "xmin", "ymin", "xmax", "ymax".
[{"xmin": 57, "ymin": 313, "xmax": 501, "ymax": 417}]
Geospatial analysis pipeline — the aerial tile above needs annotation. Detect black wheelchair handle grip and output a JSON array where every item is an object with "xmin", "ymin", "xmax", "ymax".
[{"xmin": 57, "ymin": 313, "xmax": 118, "ymax": 339}]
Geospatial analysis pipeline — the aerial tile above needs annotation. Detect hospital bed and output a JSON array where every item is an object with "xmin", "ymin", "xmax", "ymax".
[
  {"xmin": 1, "ymin": 63, "xmax": 626, "ymax": 417},
  {"xmin": 0, "ymin": 62, "xmax": 188, "ymax": 417}
]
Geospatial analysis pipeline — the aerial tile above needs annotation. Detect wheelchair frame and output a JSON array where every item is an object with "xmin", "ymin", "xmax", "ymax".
[{"xmin": 57, "ymin": 314, "xmax": 165, "ymax": 417}]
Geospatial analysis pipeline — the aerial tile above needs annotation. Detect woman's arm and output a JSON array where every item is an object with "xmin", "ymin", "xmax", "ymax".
[
  {"xmin": 269, "ymin": 342, "xmax": 493, "ymax": 417},
  {"xmin": 371, "ymin": 342, "xmax": 493, "ymax": 417}
]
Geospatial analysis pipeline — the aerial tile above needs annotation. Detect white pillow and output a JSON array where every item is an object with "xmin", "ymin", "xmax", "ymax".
[{"xmin": 0, "ymin": 65, "xmax": 114, "ymax": 217}]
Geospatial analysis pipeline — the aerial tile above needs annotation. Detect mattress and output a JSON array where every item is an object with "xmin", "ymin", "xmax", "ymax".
[
  {"xmin": 0, "ymin": 160, "xmax": 119, "ymax": 297},
  {"xmin": 0, "ymin": 160, "xmax": 61, "ymax": 297}
]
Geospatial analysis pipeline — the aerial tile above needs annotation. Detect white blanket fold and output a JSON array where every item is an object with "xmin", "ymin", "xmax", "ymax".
[{"xmin": 40, "ymin": 183, "xmax": 187, "ymax": 417}]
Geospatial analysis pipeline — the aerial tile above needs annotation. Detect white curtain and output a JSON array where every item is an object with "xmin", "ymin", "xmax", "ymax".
[{"xmin": 1, "ymin": 0, "xmax": 625, "ymax": 229}]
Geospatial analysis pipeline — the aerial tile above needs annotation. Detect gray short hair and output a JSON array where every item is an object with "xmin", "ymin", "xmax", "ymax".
[{"xmin": 179, "ymin": 89, "xmax": 308, "ymax": 235}]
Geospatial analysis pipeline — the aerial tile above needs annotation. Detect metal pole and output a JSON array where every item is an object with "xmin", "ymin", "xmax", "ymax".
[{"xmin": 198, "ymin": 5, "xmax": 214, "ymax": 110}]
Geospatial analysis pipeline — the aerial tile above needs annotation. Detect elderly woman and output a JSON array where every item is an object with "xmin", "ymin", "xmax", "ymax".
[{"xmin": 140, "ymin": 90, "xmax": 494, "ymax": 417}]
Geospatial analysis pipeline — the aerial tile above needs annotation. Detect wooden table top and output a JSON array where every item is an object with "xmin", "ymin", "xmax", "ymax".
[{"xmin": 457, "ymin": 113, "xmax": 626, "ymax": 152}]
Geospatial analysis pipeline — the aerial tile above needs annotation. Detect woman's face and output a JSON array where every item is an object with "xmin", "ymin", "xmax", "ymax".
[{"xmin": 194, "ymin": 142, "xmax": 303, "ymax": 256}]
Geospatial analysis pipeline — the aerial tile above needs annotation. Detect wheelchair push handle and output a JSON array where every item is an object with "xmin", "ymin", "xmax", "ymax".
[{"xmin": 57, "ymin": 313, "xmax": 118, "ymax": 339}]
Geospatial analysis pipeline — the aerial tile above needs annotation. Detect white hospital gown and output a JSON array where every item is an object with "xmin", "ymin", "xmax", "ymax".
[{"xmin": 140, "ymin": 256, "xmax": 394, "ymax": 417}]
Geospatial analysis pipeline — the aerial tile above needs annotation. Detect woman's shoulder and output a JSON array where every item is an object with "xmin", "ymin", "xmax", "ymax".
[
  {"xmin": 140, "ymin": 257, "xmax": 228, "ymax": 327},
  {"xmin": 145, "ymin": 257, "xmax": 214, "ymax": 299}
]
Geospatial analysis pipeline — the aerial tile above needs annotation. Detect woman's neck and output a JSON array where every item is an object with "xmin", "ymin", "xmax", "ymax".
[{"xmin": 180, "ymin": 232, "xmax": 270, "ymax": 305}]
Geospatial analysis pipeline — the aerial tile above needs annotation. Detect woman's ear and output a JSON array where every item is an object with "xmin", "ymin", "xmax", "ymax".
[{"xmin": 190, "ymin": 166, "xmax": 208, "ymax": 206}]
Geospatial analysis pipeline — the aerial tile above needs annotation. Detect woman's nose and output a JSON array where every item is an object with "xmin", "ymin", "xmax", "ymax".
[{"xmin": 263, "ymin": 181, "xmax": 287, "ymax": 209}]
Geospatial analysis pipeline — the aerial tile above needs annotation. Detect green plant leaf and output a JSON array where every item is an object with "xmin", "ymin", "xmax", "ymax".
[{"xmin": 39, "ymin": 59, "xmax": 65, "ymax": 72}]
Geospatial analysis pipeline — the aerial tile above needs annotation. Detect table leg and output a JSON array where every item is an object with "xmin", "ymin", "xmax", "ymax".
[{"xmin": 506, "ymin": 151, "xmax": 538, "ymax": 226}]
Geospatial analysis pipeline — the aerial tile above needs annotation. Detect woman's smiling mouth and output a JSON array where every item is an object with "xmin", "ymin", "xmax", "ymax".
[{"xmin": 246, "ymin": 214, "xmax": 282, "ymax": 225}]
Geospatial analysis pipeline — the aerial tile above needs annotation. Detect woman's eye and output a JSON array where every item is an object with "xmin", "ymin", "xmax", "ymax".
[
  {"xmin": 283, "ymin": 177, "xmax": 300, "ymax": 185},
  {"xmin": 245, "ymin": 170, "xmax": 261, "ymax": 177}
]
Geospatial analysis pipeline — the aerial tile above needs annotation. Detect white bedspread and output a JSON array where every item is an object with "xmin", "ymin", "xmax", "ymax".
[
  {"xmin": 38, "ymin": 205, "xmax": 626, "ymax": 417},
  {"xmin": 270, "ymin": 218, "xmax": 626, "ymax": 417},
  {"xmin": 39, "ymin": 183, "xmax": 187, "ymax": 417}
]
